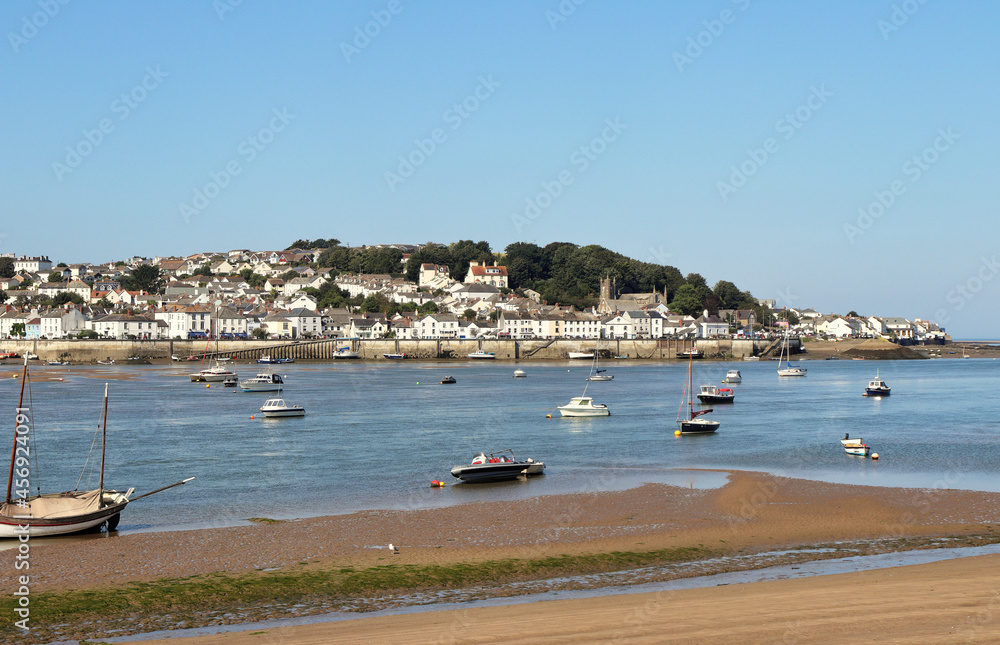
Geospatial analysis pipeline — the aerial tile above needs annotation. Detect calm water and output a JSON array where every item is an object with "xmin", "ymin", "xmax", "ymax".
[{"xmin": 3, "ymin": 357, "xmax": 999, "ymax": 533}]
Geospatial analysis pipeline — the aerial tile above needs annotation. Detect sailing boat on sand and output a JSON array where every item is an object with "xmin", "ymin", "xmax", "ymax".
[
  {"xmin": 677, "ymin": 353, "xmax": 719, "ymax": 434},
  {"xmin": 1, "ymin": 358, "xmax": 193, "ymax": 537}
]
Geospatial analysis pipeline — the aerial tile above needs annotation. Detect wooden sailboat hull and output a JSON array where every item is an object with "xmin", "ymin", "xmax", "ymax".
[{"xmin": 0, "ymin": 497, "xmax": 128, "ymax": 538}]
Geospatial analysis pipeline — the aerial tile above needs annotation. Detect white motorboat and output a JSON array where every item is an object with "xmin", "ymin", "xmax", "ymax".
[
  {"xmin": 333, "ymin": 348, "xmax": 359, "ymax": 359},
  {"xmin": 383, "ymin": 353, "xmax": 407, "ymax": 360},
  {"xmin": 864, "ymin": 370, "xmax": 891, "ymax": 397},
  {"xmin": 240, "ymin": 371, "xmax": 285, "ymax": 392},
  {"xmin": 841, "ymin": 434, "xmax": 871, "ymax": 457},
  {"xmin": 189, "ymin": 362, "xmax": 237, "ymax": 383},
  {"xmin": 47, "ymin": 360, "xmax": 69, "ymax": 366},
  {"xmin": 742, "ymin": 356, "xmax": 760, "ymax": 361},
  {"xmin": 513, "ymin": 369, "xmax": 527, "ymax": 378},
  {"xmin": 567, "ymin": 351, "xmax": 595, "ymax": 360},
  {"xmin": 222, "ymin": 374, "xmax": 239, "ymax": 387},
  {"xmin": 723, "ymin": 369, "xmax": 742, "ymax": 384},
  {"xmin": 557, "ymin": 396, "xmax": 610, "ymax": 417},
  {"xmin": 450, "ymin": 450, "xmax": 544, "ymax": 483},
  {"xmin": 259, "ymin": 397, "xmax": 305, "ymax": 417},
  {"xmin": 468, "ymin": 350, "xmax": 496, "ymax": 359}
]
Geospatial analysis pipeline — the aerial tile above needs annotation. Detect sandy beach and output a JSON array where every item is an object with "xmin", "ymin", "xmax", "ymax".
[{"xmin": 4, "ymin": 471, "xmax": 1000, "ymax": 643}]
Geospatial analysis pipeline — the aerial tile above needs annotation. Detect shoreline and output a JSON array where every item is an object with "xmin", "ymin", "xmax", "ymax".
[{"xmin": 4, "ymin": 471, "xmax": 1000, "ymax": 642}]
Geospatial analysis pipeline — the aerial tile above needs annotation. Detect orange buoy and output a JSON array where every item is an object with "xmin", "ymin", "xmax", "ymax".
[
  {"xmin": 431, "ymin": 480, "xmax": 444, "ymax": 488},
  {"xmin": 249, "ymin": 415, "xmax": 255, "ymax": 420},
  {"xmin": 546, "ymin": 414, "xmax": 552, "ymax": 418}
]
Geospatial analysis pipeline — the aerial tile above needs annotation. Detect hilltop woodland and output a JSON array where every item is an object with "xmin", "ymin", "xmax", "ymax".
[{"xmin": 276, "ymin": 240, "xmax": 776, "ymax": 326}]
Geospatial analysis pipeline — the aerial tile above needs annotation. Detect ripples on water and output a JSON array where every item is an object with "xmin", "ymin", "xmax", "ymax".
[{"xmin": 3, "ymin": 358, "xmax": 998, "ymax": 532}]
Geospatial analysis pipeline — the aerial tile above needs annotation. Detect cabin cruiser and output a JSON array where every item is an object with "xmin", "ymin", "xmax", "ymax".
[
  {"xmin": 467, "ymin": 350, "xmax": 496, "ymax": 359},
  {"xmin": 723, "ymin": 369, "xmax": 742, "ymax": 384},
  {"xmin": 450, "ymin": 451, "xmax": 544, "ymax": 483},
  {"xmin": 259, "ymin": 397, "xmax": 305, "ymax": 417},
  {"xmin": 557, "ymin": 396, "xmax": 610, "ymax": 417},
  {"xmin": 864, "ymin": 371, "xmax": 891, "ymax": 397},
  {"xmin": 240, "ymin": 371, "xmax": 285, "ymax": 392},
  {"xmin": 189, "ymin": 362, "xmax": 236, "ymax": 382},
  {"xmin": 696, "ymin": 385, "xmax": 735, "ymax": 403}
]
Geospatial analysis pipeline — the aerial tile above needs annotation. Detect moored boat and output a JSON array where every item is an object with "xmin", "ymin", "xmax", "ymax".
[
  {"xmin": 259, "ymin": 397, "xmax": 305, "ymax": 417},
  {"xmin": 189, "ymin": 362, "xmax": 237, "ymax": 382},
  {"xmin": 841, "ymin": 433, "xmax": 871, "ymax": 456},
  {"xmin": 677, "ymin": 347, "xmax": 703, "ymax": 359},
  {"xmin": 864, "ymin": 370, "xmax": 891, "ymax": 397},
  {"xmin": 333, "ymin": 348, "xmax": 359, "ymax": 359},
  {"xmin": 383, "ymin": 353, "xmax": 407, "ymax": 360},
  {"xmin": 450, "ymin": 450, "xmax": 544, "ymax": 483},
  {"xmin": 677, "ymin": 353, "xmax": 719, "ymax": 434},
  {"xmin": 722, "ymin": 369, "xmax": 742, "ymax": 384},
  {"xmin": 557, "ymin": 396, "xmax": 610, "ymax": 417},
  {"xmin": 696, "ymin": 385, "xmax": 735, "ymax": 403},
  {"xmin": 440, "ymin": 375, "xmax": 457, "ymax": 384},
  {"xmin": 468, "ymin": 350, "xmax": 496, "ymax": 359},
  {"xmin": 513, "ymin": 369, "xmax": 527, "ymax": 378},
  {"xmin": 567, "ymin": 351, "xmax": 595, "ymax": 360},
  {"xmin": 240, "ymin": 370, "xmax": 285, "ymax": 392}
]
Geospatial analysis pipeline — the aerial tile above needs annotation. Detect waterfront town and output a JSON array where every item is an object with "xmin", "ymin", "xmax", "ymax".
[{"xmin": 0, "ymin": 246, "xmax": 947, "ymax": 344}]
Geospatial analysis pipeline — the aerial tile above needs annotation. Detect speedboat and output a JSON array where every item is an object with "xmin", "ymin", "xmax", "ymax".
[
  {"xmin": 557, "ymin": 396, "xmax": 610, "ymax": 417},
  {"xmin": 467, "ymin": 350, "xmax": 495, "ymax": 359},
  {"xmin": 259, "ymin": 397, "xmax": 305, "ymax": 417},
  {"xmin": 333, "ymin": 348, "xmax": 359, "ymax": 359},
  {"xmin": 440, "ymin": 375, "xmax": 457, "ymax": 384},
  {"xmin": 240, "ymin": 371, "xmax": 285, "ymax": 392},
  {"xmin": 723, "ymin": 369, "xmax": 742, "ymax": 384},
  {"xmin": 567, "ymin": 351, "xmax": 595, "ymax": 360},
  {"xmin": 864, "ymin": 371, "xmax": 891, "ymax": 397},
  {"xmin": 450, "ymin": 451, "xmax": 544, "ymax": 483},
  {"xmin": 383, "ymin": 353, "xmax": 407, "ymax": 360},
  {"xmin": 696, "ymin": 385, "xmax": 734, "ymax": 403},
  {"xmin": 841, "ymin": 434, "xmax": 871, "ymax": 456},
  {"xmin": 513, "ymin": 369, "xmax": 527, "ymax": 378}
]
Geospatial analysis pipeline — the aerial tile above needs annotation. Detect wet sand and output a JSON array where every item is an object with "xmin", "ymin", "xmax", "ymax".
[{"xmin": 4, "ymin": 471, "xmax": 1000, "ymax": 642}]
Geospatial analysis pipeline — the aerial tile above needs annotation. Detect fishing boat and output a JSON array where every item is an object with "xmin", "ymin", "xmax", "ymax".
[
  {"xmin": 240, "ymin": 370, "xmax": 285, "ymax": 392},
  {"xmin": 696, "ymin": 385, "xmax": 735, "ymax": 403},
  {"xmin": 332, "ymin": 348, "xmax": 359, "ymax": 359},
  {"xmin": 677, "ymin": 353, "xmax": 719, "ymax": 434},
  {"xmin": 863, "ymin": 370, "xmax": 891, "ymax": 397},
  {"xmin": 259, "ymin": 397, "xmax": 305, "ymax": 418},
  {"xmin": 513, "ymin": 369, "xmax": 527, "ymax": 378},
  {"xmin": 841, "ymin": 433, "xmax": 871, "ymax": 457},
  {"xmin": 723, "ymin": 369, "xmax": 742, "ymax": 384},
  {"xmin": 440, "ymin": 375, "xmax": 457, "ymax": 384},
  {"xmin": 677, "ymin": 347, "xmax": 703, "ymax": 359},
  {"xmin": 776, "ymin": 331, "xmax": 806, "ymax": 377},
  {"xmin": 383, "ymin": 353, "xmax": 407, "ymax": 360},
  {"xmin": 467, "ymin": 350, "xmax": 496, "ymax": 359},
  {"xmin": 557, "ymin": 396, "xmax": 610, "ymax": 417},
  {"xmin": 567, "ymin": 351, "xmax": 595, "ymax": 360},
  {"xmin": 450, "ymin": 450, "xmax": 544, "ymax": 483},
  {"xmin": 256, "ymin": 355, "xmax": 278, "ymax": 364},
  {"xmin": 0, "ymin": 359, "xmax": 193, "ymax": 537}
]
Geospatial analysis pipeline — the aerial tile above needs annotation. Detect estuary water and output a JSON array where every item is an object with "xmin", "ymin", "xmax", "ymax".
[{"xmin": 3, "ymin": 356, "xmax": 999, "ymax": 534}]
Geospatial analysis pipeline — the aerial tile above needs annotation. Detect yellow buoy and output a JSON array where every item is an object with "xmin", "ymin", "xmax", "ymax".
[
  {"xmin": 546, "ymin": 414, "xmax": 552, "ymax": 418},
  {"xmin": 205, "ymin": 384, "xmax": 210, "ymax": 388},
  {"xmin": 674, "ymin": 430, "xmax": 682, "ymax": 436}
]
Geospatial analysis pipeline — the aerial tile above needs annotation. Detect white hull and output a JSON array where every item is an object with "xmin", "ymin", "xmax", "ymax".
[
  {"xmin": 333, "ymin": 350, "xmax": 359, "ymax": 359},
  {"xmin": 777, "ymin": 368, "xmax": 807, "ymax": 377},
  {"xmin": 558, "ymin": 408, "xmax": 610, "ymax": 417},
  {"xmin": 241, "ymin": 382, "xmax": 283, "ymax": 392},
  {"xmin": 587, "ymin": 375, "xmax": 614, "ymax": 381},
  {"xmin": 567, "ymin": 352, "xmax": 594, "ymax": 360},
  {"xmin": 468, "ymin": 352, "xmax": 496, "ymax": 359}
]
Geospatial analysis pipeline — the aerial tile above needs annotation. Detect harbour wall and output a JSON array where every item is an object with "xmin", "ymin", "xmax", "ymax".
[{"xmin": 0, "ymin": 338, "xmax": 794, "ymax": 362}]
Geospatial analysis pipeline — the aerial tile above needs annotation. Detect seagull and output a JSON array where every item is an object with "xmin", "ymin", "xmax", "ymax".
[{"xmin": 388, "ymin": 543, "xmax": 399, "ymax": 554}]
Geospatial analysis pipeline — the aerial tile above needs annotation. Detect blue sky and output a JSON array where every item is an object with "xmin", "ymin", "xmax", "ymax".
[{"xmin": 3, "ymin": 1, "xmax": 998, "ymax": 337}]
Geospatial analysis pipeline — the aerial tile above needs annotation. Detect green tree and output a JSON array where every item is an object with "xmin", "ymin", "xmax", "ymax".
[
  {"xmin": 360, "ymin": 293, "xmax": 390, "ymax": 313},
  {"xmin": 462, "ymin": 308, "xmax": 477, "ymax": 321},
  {"xmin": 52, "ymin": 292, "xmax": 84, "ymax": 306},
  {"xmin": 418, "ymin": 301, "xmax": 439, "ymax": 314},
  {"xmin": 713, "ymin": 281, "xmax": 743, "ymax": 310},
  {"xmin": 0, "ymin": 258, "xmax": 13, "ymax": 279},
  {"xmin": 668, "ymin": 284, "xmax": 704, "ymax": 317},
  {"xmin": 77, "ymin": 329, "xmax": 98, "ymax": 339},
  {"xmin": 252, "ymin": 327, "xmax": 269, "ymax": 339},
  {"xmin": 280, "ymin": 269, "xmax": 300, "ymax": 281},
  {"xmin": 0, "ymin": 290, "xmax": 6, "ymax": 304},
  {"xmin": 121, "ymin": 265, "xmax": 165, "ymax": 294},
  {"xmin": 10, "ymin": 323, "xmax": 26, "ymax": 337},
  {"xmin": 47, "ymin": 271, "xmax": 64, "ymax": 283}
]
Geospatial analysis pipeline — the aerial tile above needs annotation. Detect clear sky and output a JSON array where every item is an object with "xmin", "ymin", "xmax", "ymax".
[{"xmin": 3, "ymin": 1, "xmax": 998, "ymax": 337}]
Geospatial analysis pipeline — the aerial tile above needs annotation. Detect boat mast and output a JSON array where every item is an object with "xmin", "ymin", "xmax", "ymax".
[
  {"xmin": 99, "ymin": 383, "xmax": 108, "ymax": 494},
  {"xmin": 5, "ymin": 358, "xmax": 30, "ymax": 503}
]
